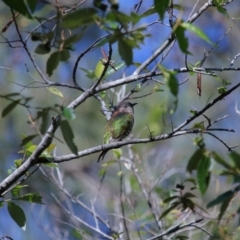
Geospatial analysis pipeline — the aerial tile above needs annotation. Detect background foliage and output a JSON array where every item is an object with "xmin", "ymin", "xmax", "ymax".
[{"xmin": 0, "ymin": 0, "xmax": 240, "ymax": 239}]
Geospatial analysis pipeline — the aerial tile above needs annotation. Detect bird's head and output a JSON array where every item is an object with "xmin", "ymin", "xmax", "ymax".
[{"xmin": 117, "ymin": 102, "xmax": 137, "ymax": 114}]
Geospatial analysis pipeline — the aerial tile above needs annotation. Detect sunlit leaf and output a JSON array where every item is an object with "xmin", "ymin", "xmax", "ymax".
[
  {"xmin": 62, "ymin": 107, "xmax": 76, "ymax": 120},
  {"xmin": 94, "ymin": 59, "xmax": 106, "ymax": 79},
  {"xmin": 47, "ymin": 87, "xmax": 64, "ymax": 98},
  {"xmin": 25, "ymin": 145, "xmax": 37, "ymax": 154},
  {"xmin": 14, "ymin": 159, "xmax": 23, "ymax": 168},
  {"xmin": 113, "ymin": 148, "xmax": 122, "ymax": 158},
  {"xmin": 100, "ymin": 90, "xmax": 106, "ymax": 99}
]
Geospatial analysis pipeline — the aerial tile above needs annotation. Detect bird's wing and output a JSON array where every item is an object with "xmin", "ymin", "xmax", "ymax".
[{"xmin": 110, "ymin": 112, "xmax": 134, "ymax": 140}]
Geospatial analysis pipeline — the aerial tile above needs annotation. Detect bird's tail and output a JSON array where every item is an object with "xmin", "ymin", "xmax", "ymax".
[{"xmin": 97, "ymin": 150, "xmax": 108, "ymax": 162}]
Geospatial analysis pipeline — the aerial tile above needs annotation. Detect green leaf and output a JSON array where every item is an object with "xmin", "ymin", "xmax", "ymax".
[
  {"xmin": 63, "ymin": 33, "xmax": 84, "ymax": 47},
  {"xmin": 94, "ymin": 59, "xmax": 106, "ymax": 79},
  {"xmin": 61, "ymin": 8, "xmax": 97, "ymax": 29},
  {"xmin": 0, "ymin": 92, "xmax": 20, "ymax": 98},
  {"xmin": 14, "ymin": 159, "xmax": 23, "ymax": 168},
  {"xmin": 8, "ymin": 202, "xmax": 26, "ymax": 230},
  {"xmin": 24, "ymin": 0, "xmax": 37, "ymax": 13},
  {"xmin": 167, "ymin": 72, "xmax": 178, "ymax": 97},
  {"xmin": 159, "ymin": 203, "xmax": 179, "ymax": 220},
  {"xmin": 42, "ymin": 162, "xmax": 58, "ymax": 168},
  {"xmin": 118, "ymin": 39, "xmax": 133, "ymax": 66},
  {"xmin": 113, "ymin": 148, "xmax": 122, "ymax": 158},
  {"xmin": 175, "ymin": 25, "xmax": 191, "ymax": 54},
  {"xmin": 18, "ymin": 193, "xmax": 44, "ymax": 204},
  {"xmin": 154, "ymin": 0, "xmax": 169, "ymax": 20},
  {"xmin": 20, "ymin": 134, "xmax": 38, "ymax": 147},
  {"xmin": 173, "ymin": 4, "xmax": 184, "ymax": 11},
  {"xmin": 59, "ymin": 50, "xmax": 70, "ymax": 62},
  {"xmin": 183, "ymin": 178, "xmax": 196, "ymax": 185},
  {"xmin": 186, "ymin": 148, "xmax": 205, "ymax": 173},
  {"xmin": 100, "ymin": 90, "xmax": 106, "ymax": 99},
  {"xmin": 98, "ymin": 167, "xmax": 107, "ymax": 177},
  {"xmin": 35, "ymin": 43, "xmax": 51, "ymax": 54},
  {"xmin": 60, "ymin": 120, "xmax": 78, "ymax": 155},
  {"xmin": 207, "ymin": 190, "xmax": 234, "ymax": 208},
  {"xmin": 79, "ymin": 67, "xmax": 96, "ymax": 80},
  {"xmin": 71, "ymin": 229, "xmax": 83, "ymax": 239},
  {"xmin": 3, "ymin": 0, "xmax": 32, "ymax": 18},
  {"xmin": 211, "ymin": 151, "xmax": 233, "ymax": 170},
  {"xmin": 218, "ymin": 196, "xmax": 233, "ymax": 222},
  {"xmin": 215, "ymin": 5, "xmax": 229, "ymax": 16},
  {"xmin": 163, "ymin": 196, "xmax": 178, "ymax": 203},
  {"xmin": 11, "ymin": 185, "xmax": 28, "ymax": 197},
  {"xmin": 2, "ymin": 100, "xmax": 20, "ymax": 118},
  {"xmin": 21, "ymin": 133, "xmax": 34, "ymax": 150},
  {"xmin": 106, "ymin": 62, "xmax": 125, "ymax": 76},
  {"xmin": 94, "ymin": 60, "xmax": 125, "ymax": 80},
  {"xmin": 22, "ymin": 145, "xmax": 34, "ymax": 156},
  {"xmin": 181, "ymin": 22, "xmax": 212, "ymax": 44},
  {"xmin": 141, "ymin": 6, "xmax": 156, "ymax": 18},
  {"xmin": 32, "ymin": 32, "xmax": 54, "ymax": 43},
  {"xmin": 183, "ymin": 192, "xmax": 197, "ymax": 198},
  {"xmin": 46, "ymin": 52, "xmax": 60, "ymax": 77},
  {"xmin": 229, "ymin": 151, "xmax": 240, "ymax": 169},
  {"xmin": 158, "ymin": 65, "xmax": 178, "ymax": 97},
  {"xmin": 40, "ymin": 109, "xmax": 49, "ymax": 134},
  {"xmin": 47, "ymin": 87, "xmax": 64, "ymax": 98},
  {"xmin": 197, "ymin": 156, "xmax": 211, "ymax": 194},
  {"xmin": 62, "ymin": 107, "xmax": 76, "ymax": 120}
]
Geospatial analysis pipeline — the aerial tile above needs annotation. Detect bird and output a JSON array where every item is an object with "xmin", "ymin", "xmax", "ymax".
[{"xmin": 97, "ymin": 102, "xmax": 137, "ymax": 162}]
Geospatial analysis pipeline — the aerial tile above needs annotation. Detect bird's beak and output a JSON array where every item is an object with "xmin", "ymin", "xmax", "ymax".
[{"xmin": 131, "ymin": 103, "xmax": 137, "ymax": 107}]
